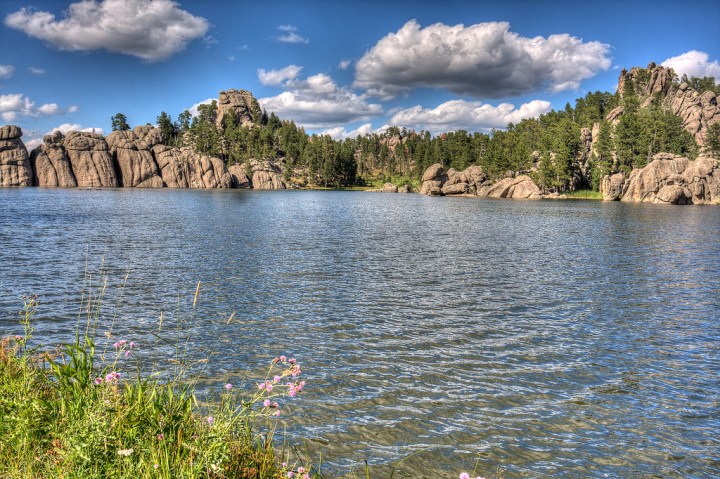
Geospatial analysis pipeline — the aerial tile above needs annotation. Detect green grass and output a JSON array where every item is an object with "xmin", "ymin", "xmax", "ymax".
[
  {"xmin": 0, "ymin": 295, "xmax": 312, "ymax": 479},
  {"xmin": 564, "ymin": 189, "xmax": 603, "ymax": 200}
]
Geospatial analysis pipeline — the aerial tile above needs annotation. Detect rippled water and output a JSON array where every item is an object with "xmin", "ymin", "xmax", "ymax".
[{"xmin": 1, "ymin": 188, "xmax": 719, "ymax": 478}]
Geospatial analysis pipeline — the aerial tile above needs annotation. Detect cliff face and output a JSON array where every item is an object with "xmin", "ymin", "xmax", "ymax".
[
  {"xmin": 216, "ymin": 89, "xmax": 263, "ymax": 129},
  {"xmin": 0, "ymin": 125, "xmax": 32, "ymax": 186},
  {"xmin": 616, "ymin": 64, "xmax": 719, "ymax": 146}
]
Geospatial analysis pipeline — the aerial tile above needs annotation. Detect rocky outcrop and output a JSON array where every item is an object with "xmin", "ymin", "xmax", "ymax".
[
  {"xmin": 608, "ymin": 153, "xmax": 720, "ymax": 204},
  {"xmin": 0, "ymin": 125, "xmax": 32, "ymax": 186},
  {"xmin": 63, "ymin": 132, "xmax": 119, "ymax": 187},
  {"xmin": 152, "ymin": 145, "xmax": 230, "ymax": 188},
  {"xmin": 216, "ymin": 89, "xmax": 262, "ymax": 129},
  {"xmin": 227, "ymin": 164, "xmax": 251, "ymax": 188},
  {"xmin": 107, "ymin": 127, "xmax": 164, "ymax": 187},
  {"xmin": 419, "ymin": 163, "xmax": 541, "ymax": 199},
  {"xmin": 484, "ymin": 175, "xmax": 542, "ymax": 199},
  {"xmin": 251, "ymin": 170, "xmax": 285, "ymax": 190},
  {"xmin": 599, "ymin": 172, "xmax": 627, "ymax": 201},
  {"xmin": 29, "ymin": 131, "xmax": 77, "ymax": 187},
  {"xmin": 617, "ymin": 64, "xmax": 719, "ymax": 146}
]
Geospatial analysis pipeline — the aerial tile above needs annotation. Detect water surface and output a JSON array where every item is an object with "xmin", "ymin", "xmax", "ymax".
[{"xmin": 0, "ymin": 189, "xmax": 718, "ymax": 478}]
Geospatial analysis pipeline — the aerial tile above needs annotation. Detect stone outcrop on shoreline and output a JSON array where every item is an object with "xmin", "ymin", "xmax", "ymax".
[
  {"xmin": 0, "ymin": 124, "xmax": 283, "ymax": 190},
  {"xmin": 418, "ymin": 163, "xmax": 543, "ymax": 199},
  {"xmin": 600, "ymin": 153, "xmax": 720, "ymax": 204}
]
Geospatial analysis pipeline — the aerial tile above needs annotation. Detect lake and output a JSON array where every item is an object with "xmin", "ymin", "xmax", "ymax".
[{"xmin": 0, "ymin": 188, "xmax": 718, "ymax": 478}]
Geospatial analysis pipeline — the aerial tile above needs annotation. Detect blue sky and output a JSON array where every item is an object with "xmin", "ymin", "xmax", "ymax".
[{"xmin": 1, "ymin": 0, "xmax": 719, "ymax": 148}]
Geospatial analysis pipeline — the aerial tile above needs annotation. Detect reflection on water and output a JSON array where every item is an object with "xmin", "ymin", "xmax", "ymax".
[{"xmin": 1, "ymin": 189, "xmax": 719, "ymax": 479}]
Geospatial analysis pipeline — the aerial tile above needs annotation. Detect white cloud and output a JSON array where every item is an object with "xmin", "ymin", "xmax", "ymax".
[
  {"xmin": 389, "ymin": 99, "xmax": 552, "ymax": 133},
  {"xmin": 276, "ymin": 25, "xmax": 308, "ymax": 44},
  {"xmin": 354, "ymin": 20, "xmax": 611, "ymax": 99},
  {"xmin": 188, "ymin": 98, "xmax": 214, "ymax": 118},
  {"xmin": 67, "ymin": 105, "xmax": 80, "ymax": 113},
  {"xmin": 4, "ymin": 0, "xmax": 209, "ymax": 62},
  {"xmin": 321, "ymin": 123, "xmax": 378, "ymax": 140},
  {"xmin": 258, "ymin": 73, "xmax": 383, "ymax": 129},
  {"xmin": 338, "ymin": 59, "xmax": 351, "ymax": 70},
  {"xmin": 0, "ymin": 64, "xmax": 15, "ymax": 79},
  {"xmin": 23, "ymin": 123, "xmax": 104, "ymax": 150},
  {"xmin": 661, "ymin": 50, "xmax": 720, "ymax": 80},
  {"xmin": 28, "ymin": 67, "xmax": 46, "ymax": 76},
  {"xmin": 258, "ymin": 65, "xmax": 303, "ymax": 86},
  {"xmin": 0, "ymin": 93, "xmax": 72, "ymax": 121}
]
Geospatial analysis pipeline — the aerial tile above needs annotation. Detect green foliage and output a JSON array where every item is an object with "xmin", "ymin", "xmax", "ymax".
[
  {"xmin": 156, "ymin": 111, "xmax": 177, "ymax": 146},
  {"xmin": 681, "ymin": 74, "xmax": 720, "ymax": 95},
  {"xmin": 111, "ymin": 113, "xmax": 130, "ymax": 132},
  {"xmin": 706, "ymin": 122, "xmax": 720, "ymax": 157}
]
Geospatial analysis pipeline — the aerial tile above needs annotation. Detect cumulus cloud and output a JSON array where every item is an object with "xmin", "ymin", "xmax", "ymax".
[
  {"xmin": 23, "ymin": 123, "xmax": 104, "ymax": 150},
  {"xmin": 0, "ymin": 93, "xmax": 69, "ymax": 122},
  {"xmin": 187, "ymin": 97, "xmax": 214, "ymax": 117},
  {"xmin": 259, "ymin": 73, "xmax": 383, "ymax": 129},
  {"xmin": 661, "ymin": 50, "xmax": 720, "ymax": 80},
  {"xmin": 0, "ymin": 64, "xmax": 15, "ymax": 79},
  {"xmin": 28, "ymin": 67, "xmax": 46, "ymax": 76},
  {"xmin": 67, "ymin": 105, "xmax": 80, "ymax": 113},
  {"xmin": 4, "ymin": 0, "xmax": 209, "ymax": 62},
  {"xmin": 354, "ymin": 20, "xmax": 611, "ymax": 99},
  {"xmin": 258, "ymin": 65, "xmax": 303, "ymax": 86},
  {"xmin": 276, "ymin": 25, "xmax": 309, "ymax": 44},
  {"xmin": 321, "ymin": 123, "xmax": 379, "ymax": 140},
  {"xmin": 338, "ymin": 59, "xmax": 351, "ymax": 70},
  {"xmin": 389, "ymin": 99, "xmax": 552, "ymax": 133}
]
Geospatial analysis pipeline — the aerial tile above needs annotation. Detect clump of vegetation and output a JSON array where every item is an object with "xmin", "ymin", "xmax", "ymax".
[{"xmin": 0, "ymin": 294, "xmax": 313, "ymax": 479}]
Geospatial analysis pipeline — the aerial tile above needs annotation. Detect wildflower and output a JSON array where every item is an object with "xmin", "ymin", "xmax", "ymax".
[
  {"xmin": 274, "ymin": 410, "xmax": 281, "ymax": 416},
  {"xmin": 460, "ymin": 474, "xmax": 470, "ymax": 479},
  {"xmin": 154, "ymin": 464, "xmax": 159, "ymax": 469},
  {"xmin": 273, "ymin": 357, "xmax": 280, "ymax": 364},
  {"xmin": 129, "ymin": 341, "xmax": 135, "ymax": 349},
  {"xmin": 14, "ymin": 335, "xmax": 22, "ymax": 341},
  {"xmin": 94, "ymin": 377, "xmax": 103, "ymax": 385},
  {"xmin": 288, "ymin": 358, "xmax": 296, "ymax": 365},
  {"xmin": 258, "ymin": 382, "xmax": 266, "ymax": 390},
  {"xmin": 280, "ymin": 355, "xmax": 287, "ymax": 362},
  {"xmin": 298, "ymin": 467, "xmax": 305, "ymax": 474},
  {"xmin": 263, "ymin": 399, "xmax": 271, "ymax": 407},
  {"xmin": 225, "ymin": 383, "xmax": 233, "ymax": 390},
  {"xmin": 157, "ymin": 434, "xmax": 164, "ymax": 440},
  {"xmin": 119, "ymin": 339, "xmax": 127, "ymax": 346},
  {"xmin": 287, "ymin": 472, "xmax": 293, "ymax": 478},
  {"xmin": 274, "ymin": 375, "xmax": 281, "ymax": 383},
  {"xmin": 304, "ymin": 475, "xmax": 310, "ymax": 479},
  {"xmin": 282, "ymin": 462, "xmax": 287, "ymax": 468},
  {"xmin": 114, "ymin": 342, "xmax": 120, "ymax": 349},
  {"xmin": 105, "ymin": 372, "xmax": 120, "ymax": 382},
  {"xmin": 272, "ymin": 401, "xmax": 278, "ymax": 408},
  {"xmin": 207, "ymin": 416, "xmax": 214, "ymax": 425},
  {"xmin": 117, "ymin": 448, "xmax": 133, "ymax": 457},
  {"xmin": 124, "ymin": 350, "xmax": 131, "ymax": 357},
  {"xmin": 266, "ymin": 382, "xmax": 273, "ymax": 392}
]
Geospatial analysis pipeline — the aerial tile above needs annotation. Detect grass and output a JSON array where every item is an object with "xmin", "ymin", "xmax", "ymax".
[
  {"xmin": 0, "ymin": 294, "xmax": 313, "ymax": 479},
  {"xmin": 564, "ymin": 189, "xmax": 603, "ymax": 200}
]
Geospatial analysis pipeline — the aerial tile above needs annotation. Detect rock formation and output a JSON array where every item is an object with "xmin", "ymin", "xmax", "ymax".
[
  {"xmin": 419, "ymin": 163, "xmax": 542, "ymax": 199},
  {"xmin": 63, "ymin": 132, "xmax": 119, "ymax": 187},
  {"xmin": 152, "ymin": 145, "xmax": 230, "ymax": 188},
  {"xmin": 0, "ymin": 125, "xmax": 32, "ymax": 186},
  {"xmin": 29, "ymin": 131, "xmax": 77, "ymax": 187},
  {"xmin": 107, "ymin": 126, "xmax": 164, "ymax": 187},
  {"xmin": 216, "ymin": 89, "xmax": 262, "ymax": 129},
  {"xmin": 600, "ymin": 152, "xmax": 719, "ymax": 204},
  {"xmin": 251, "ymin": 170, "xmax": 285, "ymax": 190},
  {"xmin": 616, "ymin": 64, "xmax": 719, "ymax": 146},
  {"xmin": 227, "ymin": 164, "xmax": 251, "ymax": 188}
]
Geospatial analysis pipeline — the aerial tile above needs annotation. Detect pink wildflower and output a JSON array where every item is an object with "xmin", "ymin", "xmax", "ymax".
[
  {"xmin": 287, "ymin": 472, "xmax": 293, "ymax": 478},
  {"xmin": 119, "ymin": 339, "xmax": 127, "ymax": 346},
  {"xmin": 282, "ymin": 462, "xmax": 287, "ymax": 468},
  {"xmin": 280, "ymin": 355, "xmax": 287, "ymax": 362},
  {"xmin": 304, "ymin": 475, "xmax": 310, "ymax": 479},
  {"xmin": 273, "ymin": 357, "xmax": 280, "ymax": 364},
  {"xmin": 124, "ymin": 350, "xmax": 131, "ymax": 357},
  {"xmin": 154, "ymin": 464, "xmax": 159, "ymax": 469},
  {"xmin": 94, "ymin": 377, "xmax": 103, "ymax": 385},
  {"xmin": 298, "ymin": 467, "xmax": 305, "ymax": 474},
  {"xmin": 273, "ymin": 375, "xmax": 281, "ymax": 383},
  {"xmin": 264, "ymin": 399, "xmax": 271, "ymax": 407},
  {"xmin": 274, "ymin": 410, "xmax": 281, "ymax": 416},
  {"xmin": 114, "ymin": 342, "xmax": 120, "ymax": 349},
  {"xmin": 460, "ymin": 474, "xmax": 471, "ymax": 479},
  {"xmin": 266, "ymin": 382, "xmax": 273, "ymax": 392},
  {"xmin": 225, "ymin": 383, "xmax": 233, "ymax": 390},
  {"xmin": 157, "ymin": 434, "xmax": 164, "ymax": 440},
  {"xmin": 258, "ymin": 382, "xmax": 266, "ymax": 390},
  {"xmin": 129, "ymin": 341, "xmax": 135, "ymax": 349},
  {"xmin": 288, "ymin": 358, "xmax": 296, "ymax": 365},
  {"xmin": 207, "ymin": 416, "xmax": 214, "ymax": 425}
]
